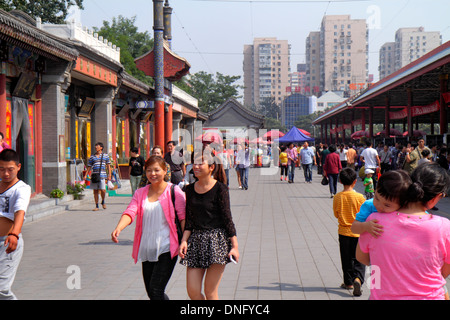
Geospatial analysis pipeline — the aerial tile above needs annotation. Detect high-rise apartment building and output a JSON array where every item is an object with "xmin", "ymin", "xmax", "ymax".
[
  {"xmin": 243, "ymin": 37, "xmax": 291, "ymax": 108},
  {"xmin": 379, "ymin": 27, "xmax": 442, "ymax": 79},
  {"xmin": 321, "ymin": 15, "xmax": 368, "ymax": 95},
  {"xmin": 289, "ymin": 63, "xmax": 307, "ymax": 94},
  {"xmin": 306, "ymin": 15, "xmax": 368, "ymax": 97},
  {"xmin": 379, "ymin": 42, "xmax": 395, "ymax": 79},
  {"xmin": 305, "ymin": 32, "xmax": 321, "ymax": 95}
]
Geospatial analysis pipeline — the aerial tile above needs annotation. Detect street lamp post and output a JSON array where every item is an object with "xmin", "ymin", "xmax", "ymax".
[{"xmin": 153, "ymin": 0, "xmax": 165, "ymax": 151}]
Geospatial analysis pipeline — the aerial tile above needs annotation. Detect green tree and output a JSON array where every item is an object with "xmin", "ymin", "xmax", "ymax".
[
  {"xmin": 93, "ymin": 15, "xmax": 153, "ymax": 85},
  {"xmin": 0, "ymin": 0, "xmax": 83, "ymax": 24},
  {"xmin": 176, "ymin": 71, "xmax": 242, "ymax": 113},
  {"xmin": 255, "ymin": 97, "xmax": 280, "ymax": 119},
  {"xmin": 294, "ymin": 112, "xmax": 320, "ymax": 136},
  {"xmin": 264, "ymin": 117, "xmax": 286, "ymax": 132}
]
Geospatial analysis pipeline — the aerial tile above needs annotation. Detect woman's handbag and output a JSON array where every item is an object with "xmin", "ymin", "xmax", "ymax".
[
  {"xmin": 321, "ymin": 176, "xmax": 329, "ymax": 185},
  {"xmin": 171, "ymin": 184, "xmax": 183, "ymax": 244}
]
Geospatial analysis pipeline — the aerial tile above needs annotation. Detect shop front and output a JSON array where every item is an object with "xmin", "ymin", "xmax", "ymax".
[{"xmin": 113, "ymin": 73, "xmax": 154, "ymax": 179}]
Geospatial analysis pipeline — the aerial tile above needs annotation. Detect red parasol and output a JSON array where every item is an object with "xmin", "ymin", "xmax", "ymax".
[
  {"xmin": 195, "ymin": 131, "xmax": 223, "ymax": 144},
  {"xmin": 263, "ymin": 130, "xmax": 285, "ymax": 140}
]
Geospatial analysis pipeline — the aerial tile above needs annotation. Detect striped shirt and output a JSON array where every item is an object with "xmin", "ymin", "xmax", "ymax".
[
  {"xmin": 333, "ymin": 190, "xmax": 365, "ymax": 237},
  {"xmin": 88, "ymin": 153, "xmax": 111, "ymax": 179}
]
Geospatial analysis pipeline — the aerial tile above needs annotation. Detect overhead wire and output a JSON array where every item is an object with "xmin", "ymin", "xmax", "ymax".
[{"xmin": 172, "ymin": 9, "xmax": 214, "ymax": 74}]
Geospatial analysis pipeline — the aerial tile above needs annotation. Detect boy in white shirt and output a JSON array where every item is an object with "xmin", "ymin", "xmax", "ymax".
[{"xmin": 0, "ymin": 149, "xmax": 31, "ymax": 299}]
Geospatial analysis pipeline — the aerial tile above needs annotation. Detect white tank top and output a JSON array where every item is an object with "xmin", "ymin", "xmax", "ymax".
[{"xmin": 137, "ymin": 199, "xmax": 171, "ymax": 262}]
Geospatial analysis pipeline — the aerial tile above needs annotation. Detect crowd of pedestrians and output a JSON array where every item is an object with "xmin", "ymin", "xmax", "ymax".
[{"xmin": 6, "ymin": 130, "xmax": 450, "ymax": 301}]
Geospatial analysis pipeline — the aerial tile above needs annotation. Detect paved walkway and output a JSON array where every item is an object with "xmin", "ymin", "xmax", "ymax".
[{"xmin": 12, "ymin": 166, "xmax": 450, "ymax": 300}]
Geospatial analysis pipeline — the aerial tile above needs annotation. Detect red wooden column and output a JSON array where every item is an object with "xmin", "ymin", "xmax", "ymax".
[
  {"xmin": 351, "ymin": 108, "xmax": 355, "ymax": 135},
  {"xmin": 165, "ymin": 103, "xmax": 173, "ymax": 147},
  {"xmin": 361, "ymin": 109, "xmax": 366, "ymax": 131},
  {"xmin": 407, "ymin": 88, "xmax": 413, "ymax": 139},
  {"xmin": 146, "ymin": 121, "xmax": 151, "ymax": 157},
  {"xmin": 328, "ymin": 121, "xmax": 332, "ymax": 145},
  {"xmin": 124, "ymin": 112, "xmax": 130, "ymax": 158},
  {"xmin": 111, "ymin": 106, "xmax": 117, "ymax": 164},
  {"xmin": 369, "ymin": 104, "xmax": 374, "ymax": 139},
  {"xmin": 0, "ymin": 73, "xmax": 6, "ymax": 136},
  {"xmin": 321, "ymin": 124, "xmax": 324, "ymax": 142},
  {"xmin": 385, "ymin": 95, "xmax": 390, "ymax": 136},
  {"xmin": 335, "ymin": 118, "xmax": 339, "ymax": 144},
  {"xmin": 440, "ymin": 74, "xmax": 448, "ymax": 135}
]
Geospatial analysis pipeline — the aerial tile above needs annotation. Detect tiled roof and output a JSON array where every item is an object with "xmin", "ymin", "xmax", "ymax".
[{"xmin": 0, "ymin": 9, "xmax": 78, "ymax": 61}]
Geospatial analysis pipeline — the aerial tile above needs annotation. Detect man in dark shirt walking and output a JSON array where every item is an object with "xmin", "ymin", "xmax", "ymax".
[{"xmin": 164, "ymin": 141, "xmax": 185, "ymax": 185}]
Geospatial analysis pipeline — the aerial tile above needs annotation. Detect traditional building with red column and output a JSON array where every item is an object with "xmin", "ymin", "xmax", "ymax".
[{"xmin": 0, "ymin": 10, "xmax": 78, "ymax": 196}]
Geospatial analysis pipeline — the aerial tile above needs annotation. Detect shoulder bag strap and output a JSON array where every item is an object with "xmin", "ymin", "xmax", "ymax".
[
  {"xmin": 97, "ymin": 153, "xmax": 104, "ymax": 173},
  {"xmin": 171, "ymin": 184, "xmax": 180, "ymax": 221}
]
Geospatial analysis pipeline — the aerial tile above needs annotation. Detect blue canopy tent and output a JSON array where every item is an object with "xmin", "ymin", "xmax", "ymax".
[{"xmin": 276, "ymin": 126, "xmax": 315, "ymax": 144}]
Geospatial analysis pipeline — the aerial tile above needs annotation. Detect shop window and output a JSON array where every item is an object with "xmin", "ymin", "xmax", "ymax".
[
  {"xmin": 129, "ymin": 120, "xmax": 138, "ymax": 150},
  {"xmin": 116, "ymin": 118, "xmax": 126, "ymax": 164},
  {"xmin": 76, "ymin": 119, "xmax": 91, "ymax": 165},
  {"xmin": 139, "ymin": 122, "xmax": 148, "ymax": 158}
]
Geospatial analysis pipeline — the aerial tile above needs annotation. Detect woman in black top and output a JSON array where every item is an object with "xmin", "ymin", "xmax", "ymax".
[{"xmin": 179, "ymin": 147, "xmax": 239, "ymax": 300}]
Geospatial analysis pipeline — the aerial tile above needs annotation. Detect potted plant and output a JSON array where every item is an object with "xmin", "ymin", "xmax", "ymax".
[
  {"xmin": 50, "ymin": 188, "xmax": 64, "ymax": 199},
  {"xmin": 67, "ymin": 182, "xmax": 86, "ymax": 200},
  {"xmin": 50, "ymin": 188, "xmax": 65, "ymax": 204}
]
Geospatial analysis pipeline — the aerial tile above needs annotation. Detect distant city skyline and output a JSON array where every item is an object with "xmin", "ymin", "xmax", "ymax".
[{"xmin": 79, "ymin": 0, "xmax": 450, "ymax": 93}]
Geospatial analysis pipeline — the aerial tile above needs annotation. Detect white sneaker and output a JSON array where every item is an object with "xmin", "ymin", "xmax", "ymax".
[{"xmin": 238, "ymin": 186, "xmax": 242, "ymax": 189}]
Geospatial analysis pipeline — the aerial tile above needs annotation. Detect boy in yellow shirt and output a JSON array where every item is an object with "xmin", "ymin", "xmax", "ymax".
[{"xmin": 333, "ymin": 167, "xmax": 366, "ymax": 297}]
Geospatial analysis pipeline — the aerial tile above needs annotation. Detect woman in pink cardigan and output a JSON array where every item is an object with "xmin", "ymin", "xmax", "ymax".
[{"xmin": 111, "ymin": 155, "xmax": 186, "ymax": 300}]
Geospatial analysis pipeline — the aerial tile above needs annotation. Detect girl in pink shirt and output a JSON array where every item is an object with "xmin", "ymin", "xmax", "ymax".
[
  {"xmin": 111, "ymin": 156, "xmax": 186, "ymax": 300},
  {"xmin": 357, "ymin": 163, "xmax": 450, "ymax": 300}
]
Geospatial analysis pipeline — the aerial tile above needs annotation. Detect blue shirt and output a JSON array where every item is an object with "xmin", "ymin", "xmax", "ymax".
[
  {"xmin": 355, "ymin": 198, "xmax": 377, "ymax": 222},
  {"xmin": 300, "ymin": 147, "xmax": 315, "ymax": 165},
  {"xmin": 88, "ymin": 153, "xmax": 111, "ymax": 179}
]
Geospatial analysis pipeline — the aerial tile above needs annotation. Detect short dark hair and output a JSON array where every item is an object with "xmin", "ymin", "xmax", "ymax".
[
  {"xmin": 167, "ymin": 141, "xmax": 176, "ymax": 146},
  {"xmin": 328, "ymin": 144, "xmax": 336, "ymax": 153},
  {"xmin": 95, "ymin": 142, "xmax": 104, "ymax": 150},
  {"xmin": 0, "ymin": 149, "xmax": 20, "ymax": 164},
  {"xmin": 339, "ymin": 167, "xmax": 357, "ymax": 186},
  {"xmin": 377, "ymin": 170, "xmax": 411, "ymax": 207},
  {"xmin": 130, "ymin": 147, "xmax": 139, "ymax": 153},
  {"xmin": 421, "ymin": 149, "xmax": 430, "ymax": 158}
]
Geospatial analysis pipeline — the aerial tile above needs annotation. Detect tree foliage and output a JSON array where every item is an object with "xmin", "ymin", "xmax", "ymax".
[
  {"xmin": 93, "ymin": 15, "xmax": 154, "ymax": 85},
  {"xmin": 176, "ymin": 71, "xmax": 242, "ymax": 113},
  {"xmin": 294, "ymin": 112, "xmax": 320, "ymax": 136},
  {"xmin": 0, "ymin": 0, "xmax": 83, "ymax": 24}
]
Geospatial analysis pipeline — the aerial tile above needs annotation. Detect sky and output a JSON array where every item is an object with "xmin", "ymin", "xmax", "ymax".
[{"xmin": 77, "ymin": 0, "xmax": 450, "ymax": 87}]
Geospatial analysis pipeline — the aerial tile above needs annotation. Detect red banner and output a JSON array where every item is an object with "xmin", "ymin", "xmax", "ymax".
[
  {"xmin": 389, "ymin": 108, "xmax": 408, "ymax": 120},
  {"xmin": 442, "ymin": 92, "xmax": 450, "ymax": 104},
  {"xmin": 411, "ymin": 101, "xmax": 440, "ymax": 117},
  {"xmin": 389, "ymin": 101, "xmax": 440, "ymax": 120}
]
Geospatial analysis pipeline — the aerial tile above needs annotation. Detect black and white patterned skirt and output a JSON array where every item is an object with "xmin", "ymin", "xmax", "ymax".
[{"xmin": 180, "ymin": 228, "xmax": 232, "ymax": 269}]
